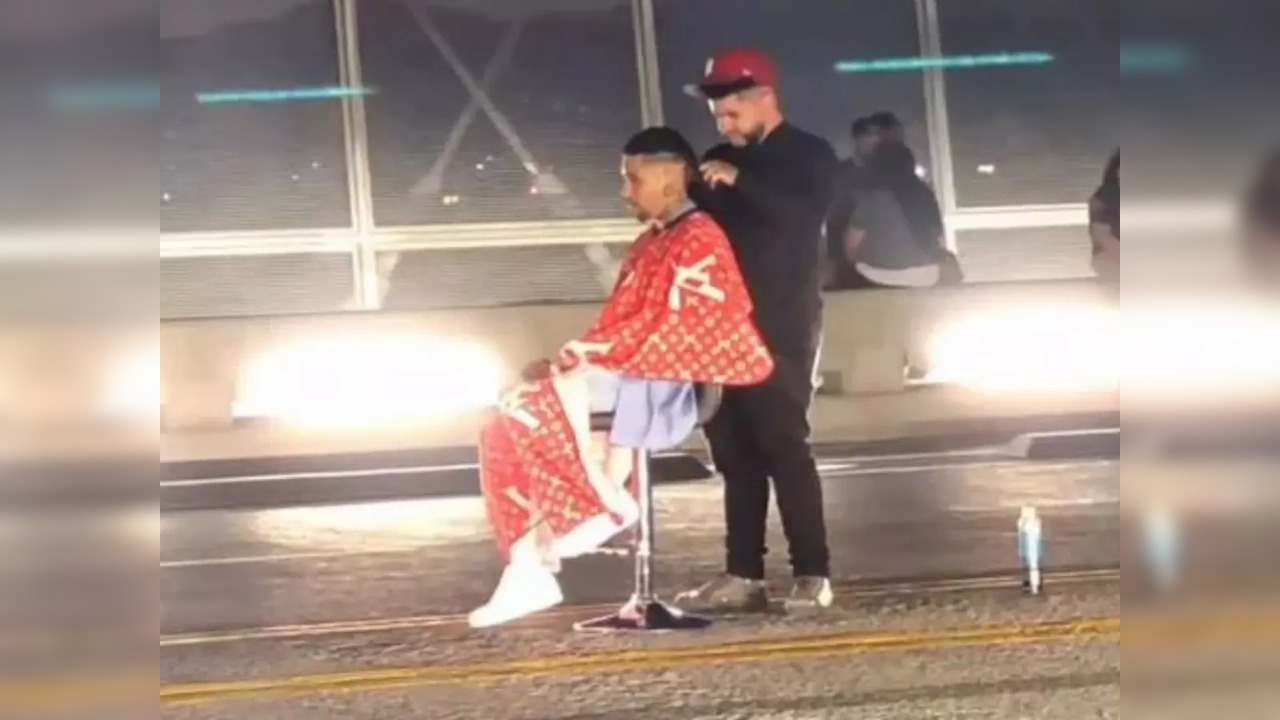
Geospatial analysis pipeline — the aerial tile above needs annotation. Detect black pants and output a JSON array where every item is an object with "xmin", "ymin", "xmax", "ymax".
[{"xmin": 704, "ymin": 345, "xmax": 831, "ymax": 580}]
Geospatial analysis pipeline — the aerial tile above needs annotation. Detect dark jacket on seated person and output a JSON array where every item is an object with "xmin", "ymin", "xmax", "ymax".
[{"xmin": 827, "ymin": 144, "xmax": 951, "ymax": 289}]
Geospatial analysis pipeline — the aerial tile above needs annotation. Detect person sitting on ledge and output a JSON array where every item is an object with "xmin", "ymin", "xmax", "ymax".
[{"xmin": 470, "ymin": 127, "xmax": 774, "ymax": 629}]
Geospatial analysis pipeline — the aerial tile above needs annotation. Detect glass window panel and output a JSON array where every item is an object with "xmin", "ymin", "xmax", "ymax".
[
  {"xmin": 381, "ymin": 244, "xmax": 612, "ymax": 310},
  {"xmin": 161, "ymin": 253, "xmax": 356, "ymax": 318},
  {"xmin": 360, "ymin": 0, "xmax": 642, "ymax": 226},
  {"xmin": 0, "ymin": 1, "xmax": 154, "ymax": 230},
  {"xmin": 161, "ymin": 0, "xmax": 350, "ymax": 233},
  {"xmin": 939, "ymin": 0, "xmax": 1118, "ymax": 207},
  {"xmin": 955, "ymin": 226, "xmax": 1091, "ymax": 283},
  {"xmin": 1120, "ymin": 0, "xmax": 1280, "ymax": 201}
]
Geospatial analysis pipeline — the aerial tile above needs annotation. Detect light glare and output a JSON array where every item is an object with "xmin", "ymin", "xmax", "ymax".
[{"xmin": 234, "ymin": 334, "xmax": 503, "ymax": 428}]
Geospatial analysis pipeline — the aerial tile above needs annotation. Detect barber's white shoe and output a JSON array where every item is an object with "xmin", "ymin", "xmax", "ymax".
[{"xmin": 468, "ymin": 564, "xmax": 564, "ymax": 629}]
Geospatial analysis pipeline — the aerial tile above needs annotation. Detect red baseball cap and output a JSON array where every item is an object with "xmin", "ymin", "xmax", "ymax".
[{"xmin": 683, "ymin": 48, "xmax": 779, "ymax": 100}]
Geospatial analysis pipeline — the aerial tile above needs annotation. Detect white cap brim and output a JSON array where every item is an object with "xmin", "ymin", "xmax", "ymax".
[{"xmin": 682, "ymin": 83, "xmax": 708, "ymax": 99}]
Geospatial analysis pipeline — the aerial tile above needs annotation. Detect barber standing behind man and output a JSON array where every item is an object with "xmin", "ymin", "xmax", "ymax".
[{"xmin": 675, "ymin": 49, "xmax": 838, "ymax": 612}]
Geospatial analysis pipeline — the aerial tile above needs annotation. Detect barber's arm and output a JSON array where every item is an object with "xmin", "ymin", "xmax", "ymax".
[{"xmin": 702, "ymin": 143, "xmax": 838, "ymax": 222}]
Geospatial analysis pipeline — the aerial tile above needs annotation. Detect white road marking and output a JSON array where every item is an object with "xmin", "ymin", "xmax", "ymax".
[
  {"xmin": 162, "ymin": 463, "xmax": 476, "ymax": 488},
  {"xmin": 946, "ymin": 498, "xmax": 1118, "ymax": 512},
  {"xmin": 819, "ymin": 447, "xmax": 1002, "ymax": 465},
  {"xmin": 159, "ymin": 459, "xmax": 1115, "ymax": 569},
  {"xmin": 160, "ymin": 546, "xmax": 431, "ymax": 569},
  {"xmin": 822, "ymin": 459, "xmax": 1110, "ymax": 477},
  {"xmin": 165, "ymin": 447, "xmax": 1022, "ymax": 489}
]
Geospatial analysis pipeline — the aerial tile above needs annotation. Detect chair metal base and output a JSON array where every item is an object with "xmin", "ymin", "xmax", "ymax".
[{"xmin": 575, "ymin": 597, "xmax": 713, "ymax": 634}]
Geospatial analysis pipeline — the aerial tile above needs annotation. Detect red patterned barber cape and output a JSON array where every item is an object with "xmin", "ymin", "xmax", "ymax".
[{"xmin": 479, "ymin": 210, "xmax": 774, "ymax": 559}]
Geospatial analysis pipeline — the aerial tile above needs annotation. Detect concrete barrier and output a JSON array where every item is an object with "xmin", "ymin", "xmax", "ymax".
[{"xmin": 147, "ymin": 279, "xmax": 1118, "ymax": 462}]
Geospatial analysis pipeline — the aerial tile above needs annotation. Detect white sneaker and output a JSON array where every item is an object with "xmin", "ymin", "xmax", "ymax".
[{"xmin": 468, "ymin": 564, "xmax": 564, "ymax": 629}]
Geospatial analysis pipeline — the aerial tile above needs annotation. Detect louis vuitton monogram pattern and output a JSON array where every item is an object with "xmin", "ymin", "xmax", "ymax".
[{"xmin": 480, "ymin": 211, "xmax": 774, "ymax": 558}]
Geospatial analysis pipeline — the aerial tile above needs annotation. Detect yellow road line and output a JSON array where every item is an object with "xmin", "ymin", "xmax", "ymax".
[
  {"xmin": 160, "ymin": 568, "xmax": 1120, "ymax": 647},
  {"xmin": 17, "ymin": 608, "xmax": 1279, "ymax": 711},
  {"xmin": 0, "ymin": 676, "xmax": 152, "ymax": 712},
  {"xmin": 160, "ymin": 616, "xmax": 1119, "ymax": 706}
]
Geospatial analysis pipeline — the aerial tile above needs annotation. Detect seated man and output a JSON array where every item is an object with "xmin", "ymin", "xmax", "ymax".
[{"xmin": 471, "ymin": 127, "xmax": 775, "ymax": 628}]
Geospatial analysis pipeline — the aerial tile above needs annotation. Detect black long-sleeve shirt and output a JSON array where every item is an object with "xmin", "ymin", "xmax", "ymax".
[{"xmin": 691, "ymin": 123, "xmax": 838, "ymax": 357}]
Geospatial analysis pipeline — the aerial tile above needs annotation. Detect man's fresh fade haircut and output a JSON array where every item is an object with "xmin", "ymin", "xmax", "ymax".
[{"xmin": 623, "ymin": 126, "xmax": 700, "ymax": 182}]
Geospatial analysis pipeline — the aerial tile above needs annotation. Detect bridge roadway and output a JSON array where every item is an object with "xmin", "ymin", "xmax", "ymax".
[
  {"xmin": 9, "ymin": 446, "xmax": 1279, "ymax": 718},
  {"xmin": 145, "ymin": 452, "xmax": 1124, "ymax": 719},
  {"xmin": 158, "ymin": 452, "xmax": 1119, "ymax": 634}
]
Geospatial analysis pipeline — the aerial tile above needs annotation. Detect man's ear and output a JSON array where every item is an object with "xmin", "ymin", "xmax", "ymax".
[{"xmin": 661, "ymin": 163, "xmax": 687, "ymax": 197}]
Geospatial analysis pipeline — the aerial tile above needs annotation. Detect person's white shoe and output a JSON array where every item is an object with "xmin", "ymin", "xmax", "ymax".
[{"xmin": 468, "ymin": 563, "xmax": 564, "ymax": 629}]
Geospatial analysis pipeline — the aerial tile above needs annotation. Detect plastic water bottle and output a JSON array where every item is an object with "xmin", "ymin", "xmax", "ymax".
[
  {"xmin": 1143, "ymin": 507, "xmax": 1179, "ymax": 595},
  {"xmin": 1018, "ymin": 506, "xmax": 1044, "ymax": 595}
]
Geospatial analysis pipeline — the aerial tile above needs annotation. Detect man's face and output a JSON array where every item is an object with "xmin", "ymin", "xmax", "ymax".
[
  {"xmin": 620, "ymin": 155, "xmax": 679, "ymax": 223},
  {"xmin": 853, "ymin": 131, "xmax": 881, "ymax": 164},
  {"xmin": 709, "ymin": 89, "xmax": 771, "ymax": 146}
]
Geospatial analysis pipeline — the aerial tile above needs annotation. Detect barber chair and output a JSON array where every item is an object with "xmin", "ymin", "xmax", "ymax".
[{"xmin": 574, "ymin": 384, "xmax": 723, "ymax": 633}]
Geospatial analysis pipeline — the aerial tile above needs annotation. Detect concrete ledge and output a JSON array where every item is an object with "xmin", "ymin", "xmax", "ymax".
[{"xmin": 144, "ymin": 279, "xmax": 1112, "ymax": 462}]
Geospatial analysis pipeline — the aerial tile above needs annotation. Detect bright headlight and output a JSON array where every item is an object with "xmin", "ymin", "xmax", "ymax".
[
  {"xmin": 926, "ymin": 298, "xmax": 1280, "ymax": 398},
  {"xmin": 926, "ymin": 303, "xmax": 1121, "ymax": 394},
  {"xmin": 100, "ymin": 341, "xmax": 161, "ymax": 422},
  {"xmin": 234, "ymin": 334, "xmax": 503, "ymax": 428},
  {"xmin": 1122, "ymin": 301, "xmax": 1280, "ymax": 399}
]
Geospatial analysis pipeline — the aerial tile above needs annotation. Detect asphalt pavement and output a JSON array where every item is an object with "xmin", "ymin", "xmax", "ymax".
[
  {"xmin": 11, "ymin": 450, "xmax": 1279, "ymax": 718},
  {"xmin": 144, "ymin": 457, "xmax": 1128, "ymax": 719},
  {"xmin": 159, "ymin": 458, "xmax": 1120, "ymax": 636}
]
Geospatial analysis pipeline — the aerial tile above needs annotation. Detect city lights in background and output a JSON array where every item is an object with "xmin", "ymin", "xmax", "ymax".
[
  {"xmin": 61, "ymin": 44, "xmax": 1196, "ymax": 114},
  {"xmin": 50, "ymin": 84, "xmax": 374, "ymax": 111},
  {"xmin": 195, "ymin": 86, "xmax": 375, "ymax": 105},
  {"xmin": 834, "ymin": 46, "xmax": 1195, "ymax": 76},
  {"xmin": 834, "ymin": 52, "xmax": 1055, "ymax": 74},
  {"xmin": 56, "ymin": 44, "xmax": 1198, "ymax": 112},
  {"xmin": 233, "ymin": 334, "xmax": 504, "ymax": 429}
]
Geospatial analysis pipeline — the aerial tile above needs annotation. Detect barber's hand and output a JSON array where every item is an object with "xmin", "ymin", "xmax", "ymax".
[
  {"xmin": 520, "ymin": 359, "xmax": 553, "ymax": 382},
  {"xmin": 700, "ymin": 160, "xmax": 740, "ymax": 188}
]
